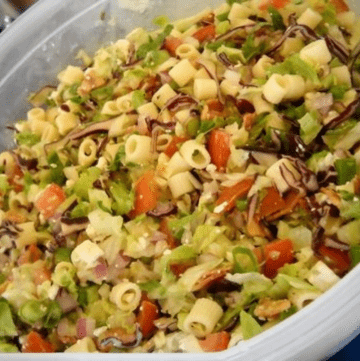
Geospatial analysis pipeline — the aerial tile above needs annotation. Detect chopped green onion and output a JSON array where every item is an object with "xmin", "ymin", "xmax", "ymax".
[
  {"xmin": 186, "ymin": 118, "xmax": 200, "ymax": 137},
  {"xmin": 232, "ymin": 247, "xmax": 258, "ymax": 273},
  {"xmin": 15, "ymin": 132, "xmax": 40, "ymax": 146},
  {"xmin": 268, "ymin": 7, "xmax": 285, "ymax": 31},
  {"xmin": 279, "ymin": 305, "xmax": 297, "ymax": 321},
  {"xmin": 350, "ymin": 245, "xmax": 360, "ymax": 268},
  {"xmin": 236, "ymin": 198, "xmax": 248, "ymax": 212},
  {"xmin": 0, "ymin": 299, "xmax": 17, "ymax": 337},
  {"xmin": 44, "ymin": 301, "xmax": 62, "ymax": 328},
  {"xmin": 153, "ymin": 15, "xmax": 169, "ymax": 27},
  {"xmin": 19, "ymin": 300, "xmax": 47, "ymax": 325},
  {"xmin": 330, "ymin": 85, "xmax": 349, "ymax": 100},
  {"xmin": 216, "ymin": 12, "xmax": 229, "ymax": 22}
]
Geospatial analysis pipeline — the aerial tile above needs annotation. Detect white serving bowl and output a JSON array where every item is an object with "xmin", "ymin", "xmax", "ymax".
[{"xmin": 0, "ymin": 1, "xmax": 359, "ymax": 360}]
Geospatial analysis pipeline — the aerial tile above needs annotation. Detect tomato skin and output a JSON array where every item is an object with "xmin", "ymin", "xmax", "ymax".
[
  {"xmin": 216, "ymin": 177, "xmax": 255, "ymax": 213},
  {"xmin": 264, "ymin": 239, "xmax": 294, "ymax": 278},
  {"xmin": 35, "ymin": 184, "xmax": 66, "ymax": 219},
  {"xmin": 192, "ymin": 25, "xmax": 216, "ymax": 43},
  {"xmin": 163, "ymin": 36, "xmax": 183, "ymax": 56},
  {"xmin": 131, "ymin": 170, "xmax": 160, "ymax": 216},
  {"xmin": 329, "ymin": 0, "xmax": 349, "ymax": 13},
  {"xmin": 318, "ymin": 245, "xmax": 351, "ymax": 275},
  {"xmin": 198, "ymin": 331, "xmax": 230, "ymax": 352},
  {"xmin": 137, "ymin": 300, "xmax": 159, "ymax": 338},
  {"xmin": 159, "ymin": 218, "xmax": 178, "ymax": 249},
  {"xmin": 22, "ymin": 331, "xmax": 55, "ymax": 353},
  {"xmin": 259, "ymin": 0, "xmax": 289, "ymax": 10},
  {"xmin": 208, "ymin": 130, "xmax": 231, "ymax": 172},
  {"xmin": 164, "ymin": 136, "xmax": 188, "ymax": 158},
  {"xmin": 259, "ymin": 187, "xmax": 286, "ymax": 219}
]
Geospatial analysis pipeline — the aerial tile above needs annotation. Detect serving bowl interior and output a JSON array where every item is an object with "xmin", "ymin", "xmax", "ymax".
[{"xmin": 0, "ymin": 0, "xmax": 359, "ymax": 360}]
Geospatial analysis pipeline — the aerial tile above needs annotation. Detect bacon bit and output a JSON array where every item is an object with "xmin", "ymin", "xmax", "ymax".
[
  {"xmin": 266, "ymin": 189, "xmax": 303, "ymax": 222},
  {"xmin": 78, "ymin": 70, "xmax": 106, "ymax": 96},
  {"xmin": 3, "ymin": 210, "xmax": 27, "ymax": 224},
  {"xmin": 243, "ymin": 113, "xmax": 256, "ymax": 131},
  {"xmin": 192, "ymin": 264, "xmax": 233, "ymax": 291},
  {"xmin": 254, "ymin": 298, "xmax": 291, "ymax": 320},
  {"xmin": 320, "ymin": 187, "xmax": 341, "ymax": 208},
  {"xmin": 33, "ymin": 266, "xmax": 52, "ymax": 286},
  {"xmin": 143, "ymin": 76, "xmax": 162, "ymax": 99}
]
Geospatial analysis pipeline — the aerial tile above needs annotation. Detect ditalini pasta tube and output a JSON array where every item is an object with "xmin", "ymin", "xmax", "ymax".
[
  {"xmin": 193, "ymin": 79, "xmax": 218, "ymax": 100},
  {"xmin": 164, "ymin": 152, "xmax": 192, "ymax": 178},
  {"xmin": 176, "ymin": 43, "xmax": 201, "ymax": 60},
  {"xmin": 179, "ymin": 140, "xmax": 211, "ymax": 169},
  {"xmin": 108, "ymin": 114, "xmax": 137, "ymax": 138},
  {"xmin": 78, "ymin": 138, "xmax": 97, "ymax": 167},
  {"xmin": 109, "ymin": 282, "xmax": 141, "ymax": 312},
  {"xmin": 169, "ymin": 59, "xmax": 197, "ymax": 87},
  {"xmin": 300, "ymin": 39, "xmax": 332, "ymax": 65},
  {"xmin": 183, "ymin": 298, "xmax": 223, "ymax": 337},
  {"xmin": 168, "ymin": 171, "xmax": 197, "ymax": 198},
  {"xmin": 297, "ymin": 8, "xmax": 323, "ymax": 29},
  {"xmin": 125, "ymin": 134, "xmax": 152, "ymax": 164}
]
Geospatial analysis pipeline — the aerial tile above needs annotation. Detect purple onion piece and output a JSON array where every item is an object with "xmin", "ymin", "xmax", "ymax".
[
  {"xmin": 216, "ymin": 52, "xmax": 235, "ymax": 68},
  {"xmin": 215, "ymin": 24, "xmax": 256, "ymax": 42},
  {"xmin": 146, "ymin": 118, "xmax": 176, "ymax": 133},
  {"xmin": 324, "ymin": 35, "xmax": 350, "ymax": 64},
  {"xmin": 163, "ymin": 94, "xmax": 198, "ymax": 112},
  {"xmin": 70, "ymin": 119, "xmax": 114, "ymax": 141},
  {"xmin": 147, "ymin": 202, "xmax": 177, "ymax": 217}
]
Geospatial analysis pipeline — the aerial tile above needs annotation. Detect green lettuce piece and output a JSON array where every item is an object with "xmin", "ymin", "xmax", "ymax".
[
  {"xmin": 216, "ymin": 12, "xmax": 229, "ymax": 22},
  {"xmin": 276, "ymin": 274, "xmax": 316, "ymax": 291},
  {"xmin": 267, "ymin": 275, "xmax": 291, "ymax": 299},
  {"xmin": 78, "ymin": 285, "xmax": 100, "ymax": 307},
  {"xmin": 131, "ymin": 90, "xmax": 146, "ymax": 110},
  {"xmin": 215, "ymin": 303, "xmax": 243, "ymax": 332},
  {"xmin": 138, "ymin": 280, "xmax": 167, "ymax": 299},
  {"xmin": 268, "ymin": 6, "xmax": 285, "ymax": 30},
  {"xmin": 54, "ymin": 247, "xmax": 72, "ymax": 264},
  {"xmin": 90, "ymin": 86, "xmax": 113, "ymax": 101},
  {"xmin": 0, "ymin": 175, "xmax": 9, "ymax": 194},
  {"xmin": 241, "ymin": 35, "xmax": 266, "ymax": 63},
  {"xmin": 216, "ymin": 21, "xmax": 231, "ymax": 35},
  {"xmin": 335, "ymin": 158, "xmax": 357, "ymax": 185},
  {"xmin": 143, "ymin": 50, "xmax": 170, "ymax": 69},
  {"xmin": 109, "ymin": 181, "xmax": 134, "ymax": 215},
  {"xmin": 46, "ymin": 151, "xmax": 66, "ymax": 186},
  {"xmin": 168, "ymin": 211, "xmax": 200, "ymax": 239},
  {"xmin": 165, "ymin": 245, "xmax": 197, "ymax": 267},
  {"xmin": 323, "ymin": 120, "xmax": 358, "ymax": 150},
  {"xmin": 298, "ymin": 112, "xmax": 322, "ymax": 145},
  {"xmin": 277, "ymin": 221, "xmax": 312, "ymax": 251},
  {"xmin": 306, "ymin": 150, "xmax": 330, "ymax": 173},
  {"xmin": 0, "ymin": 342, "xmax": 18, "ymax": 353},
  {"xmin": 240, "ymin": 310, "xmax": 262, "ymax": 340},
  {"xmin": 337, "ymin": 219, "xmax": 360, "ymax": 245},
  {"xmin": 350, "ymin": 245, "xmax": 360, "ymax": 268},
  {"xmin": 73, "ymin": 167, "xmax": 101, "ymax": 200},
  {"xmin": 279, "ymin": 305, "xmax": 297, "ymax": 321},
  {"xmin": 15, "ymin": 132, "xmax": 40, "ymax": 146},
  {"xmin": 23, "ymin": 172, "xmax": 34, "ymax": 195},
  {"xmin": 153, "ymin": 15, "xmax": 170, "ymax": 27},
  {"xmin": 341, "ymin": 201, "xmax": 360, "ymax": 219},
  {"xmin": 330, "ymin": 84, "xmax": 349, "ymax": 100},
  {"xmin": 70, "ymin": 202, "xmax": 90, "ymax": 218},
  {"xmin": 232, "ymin": 247, "xmax": 258, "ymax": 273},
  {"xmin": 321, "ymin": 3, "xmax": 337, "ymax": 25},
  {"xmin": 108, "ymin": 145, "xmax": 125, "ymax": 172},
  {"xmin": 86, "ymin": 299, "xmax": 117, "ymax": 326},
  {"xmin": 268, "ymin": 54, "xmax": 320, "ymax": 84},
  {"xmin": 191, "ymin": 225, "xmax": 226, "ymax": 253},
  {"xmin": 0, "ymin": 299, "xmax": 17, "ymax": 337},
  {"xmin": 136, "ymin": 24, "xmax": 174, "ymax": 59},
  {"xmin": 216, "ymin": 45, "xmax": 244, "ymax": 64}
]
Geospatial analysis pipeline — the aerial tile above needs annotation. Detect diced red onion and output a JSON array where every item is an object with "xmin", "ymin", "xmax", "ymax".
[
  {"xmin": 76, "ymin": 317, "xmax": 96, "ymax": 339},
  {"xmin": 56, "ymin": 289, "xmax": 78, "ymax": 313}
]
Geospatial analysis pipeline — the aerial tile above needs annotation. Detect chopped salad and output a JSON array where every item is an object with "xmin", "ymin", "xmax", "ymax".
[{"xmin": 0, "ymin": 0, "xmax": 360, "ymax": 353}]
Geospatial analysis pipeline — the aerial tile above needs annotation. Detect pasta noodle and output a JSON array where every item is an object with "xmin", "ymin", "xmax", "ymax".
[
  {"xmin": 183, "ymin": 298, "xmax": 223, "ymax": 337},
  {"xmin": 193, "ymin": 78, "xmax": 217, "ymax": 100},
  {"xmin": 152, "ymin": 84, "xmax": 177, "ymax": 108},
  {"xmin": 125, "ymin": 134, "xmax": 153, "ymax": 164},
  {"xmin": 169, "ymin": 59, "xmax": 197, "ymax": 87},
  {"xmin": 175, "ymin": 43, "xmax": 200, "ymax": 60},
  {"xmin": 78, "ymin": 138, "xmax": 97, "ymax": 167},
  {"xmin": 300, "ymin": 39, "xmax": 332, "ymax": 65},
  {"xmin": 109, "ymin": 281, "xmax": 141, "ymax": 311},
  {"xmin": 179, "ymin": 140, "xmax": 211, "ymax": 169}
]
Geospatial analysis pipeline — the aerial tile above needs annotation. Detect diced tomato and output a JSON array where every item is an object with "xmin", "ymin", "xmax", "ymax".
[
  {"xmin": 263, "ymin": 239, "xmax": 294, "ymax": 278},
  {"xmin": 253, "ymin": 247, "xmax": 264, "ymax": 265},
  {"xmin": 163, "ymin": 36, "xmax": 183, "ymax": 57},
  {"xmin": 35, "ymin": 184, "xmax": 66, "ymax": 219},
  {"xmin": 208, "ymin": 130, "xmax": 231, "ymax": 172},
  {"xmin": 137, "ymin": 300, "xmax": 159, "ymax": 338},
  {"xmin": 169, "ymin": 260, "xmax": 196, "ymax": 277},
  {"xmin": 159, "ymin": 218, "xmax": 178, "ymax": 249},
  {"xmin": 259, "ymin": 0, "xmax": 289, "ymax": 11},
  {"xmin": 33, "ymin": 266, "xmax": 52, "ymax": 286},
  {"xmin": 199, "ymin": 331, "xmax": 230, "ymax": 352},
  {"xmin": 164, "ymin": 136, "xmax": 188, "ymax": 158},
  {"xmin": 259, "ymin": 187, "xmax": 286, "ymax": 219},
  {"xmin": 22, "ymin": 331, "xmax": 56, "ymax": 353},
  {"xmin": 131, "ymin": 170, "xmax": 160, "ymax": 217},
  {"xmin": 17, "ymin": 244, "xmax": 42, "ymax": 266},
  {"xmin": 206, "ymin": 99, "xmax": 225, "ymax": 119},
  {"xmin": 216, "ymin": 177, "xmax": 255, "ymax": 213},
  {"xmin": 192, "ymin": 25, "xmax": 216, "ymax": 43},
  {"xmin": 329, "ymin": 0, "xmax": 349, "ymax": 13},
  {"xmin": 318, "ymin": 245, "xmax": 351, "ymax": 275}
]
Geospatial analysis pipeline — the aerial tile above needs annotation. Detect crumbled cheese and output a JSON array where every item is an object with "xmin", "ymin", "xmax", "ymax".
[
  {"xmin": 93, "ymin": 326, "xmax": 108, "ymax": 337},
  {"xmin": 71, "ymin": 240, "xmax": 105, "ymax": 269},
  {"xmin": 213, "ymin": 201, "xmax": 228, "ymax": 214}
]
